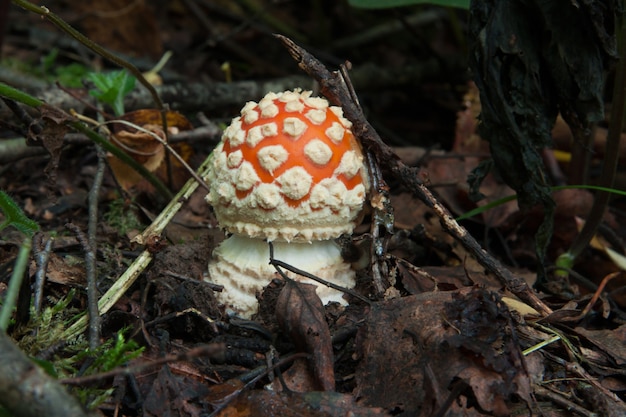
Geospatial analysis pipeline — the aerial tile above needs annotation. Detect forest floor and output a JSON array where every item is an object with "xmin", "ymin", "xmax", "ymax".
[{"xmin": 1, "ymin": 2, "xmax": 626, "ymax": 417}]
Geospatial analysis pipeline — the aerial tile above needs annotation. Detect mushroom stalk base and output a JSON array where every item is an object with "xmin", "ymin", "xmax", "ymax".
[{"xmin": 208, "ymin": 234, "xmax": 354, "ymax": 317}]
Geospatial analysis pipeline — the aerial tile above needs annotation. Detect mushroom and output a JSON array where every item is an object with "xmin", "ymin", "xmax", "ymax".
[{"xmin": 204, "ymin": 89, "xmax": 369, "ymax": 317}]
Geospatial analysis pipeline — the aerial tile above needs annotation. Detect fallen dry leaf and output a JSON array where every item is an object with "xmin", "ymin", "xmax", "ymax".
[
  {"xmin": 28, "ymin": 104, "xmax": 71, "ymax": 187},
  {"xmin": 275, "ymin": 279, "xmax": 335, "ymax": 392},
  {"xmin": 354, "ymin": 288, "xmax": 532, "ymax": 416},
  {"xmin": 143, "ymin": 365, "xmax": 207, "ymax": 417},
  {"xmin": 108, "ymin": 109, "xmax": 194, "ymax": 195},
  {"xmin": 29, "ymin": 253, "xmax": 85, "ymax": 287},
  {"xmin": 575, "ymin": 324, "xmax": 626, "ymax": 366}
]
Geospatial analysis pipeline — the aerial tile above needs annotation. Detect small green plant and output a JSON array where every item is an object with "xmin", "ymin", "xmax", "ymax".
[
  {"xmin": 349, "ymin": 0, "xmax": 469, "ymax": 9},
  {"xmin": 87, "ymin": 70, "xmax": 136, "ymax": 116},
  {"xmin": 16, "ymin": 290, "xmax": 80, "ymax": 361},
  {"xmin": 0, "ymin": 190, "xmax": 39, "ymax": 331},
  {"xmin": 23, "ymin": 317, "xmax": 144, "ymax": 409},
  {"xmin": 70, "ymin": 331, "xmax": 144, "ymax": 409},
  {"xmin": 1, "ymin": 48, "xmax": 90, "ymax": 88},
  {"xmin": 104, "ymin": 197, "xmax": 143, "ymax": 237},
  {"xmin": 88, "ymin": 331, "xmax": 144, "ymax": 373},
  {"xmin": 41, "ymin": 48, "xmax": 91, "ymax": 87}
]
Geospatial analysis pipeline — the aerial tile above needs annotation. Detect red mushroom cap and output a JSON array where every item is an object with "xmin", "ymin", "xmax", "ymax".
[{"xmin": 206, "ymin": 89, "xmax": 369, "ymax": 242}]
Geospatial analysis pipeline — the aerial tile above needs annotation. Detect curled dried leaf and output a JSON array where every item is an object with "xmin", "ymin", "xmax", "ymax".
[{"xmin": 275, "ymin": 280, "xmax": 335, "ymax": 391}]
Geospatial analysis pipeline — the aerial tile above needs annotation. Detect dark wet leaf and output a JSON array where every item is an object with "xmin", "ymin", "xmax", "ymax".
[
  {"xmin": 467, "ymin": 0, "xmax": 617, "ymax": 273},
  {"xmin": 355, "ymin": 288, "xmax": 532, "ymax": 416},
  {"xmin": 575, "ymin": 324, "xmax": 626, "ymax": 366},
  {"xmin": 275, "ymin": 280, "xmax": 335, "ymax": 391},
  {"xmin": 143, "ymin": 365, "xmax": 205, "ymax": 417},
  {"xmin": 443, "ymin": 289, "xmax": 532, "ymax": 414}
]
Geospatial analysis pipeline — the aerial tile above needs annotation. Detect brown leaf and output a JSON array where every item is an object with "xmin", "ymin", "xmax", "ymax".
[
  {"xmin": 575, "ymin": 324, "xmax": 626, "ymax": 366},
  {"xmin": 108, "ymin": 109, "xmax": 194, "ymax": 194},
  {"xmin": 113, "ymin": 109, "xmax": 194, "ymax": 132},
  {"xmin": 354, "ymin": 288, "xmax": 532, "ymax": 416},
  {"xmin": 215, "ymin": 390, "xmax": 389, "ymax": 417},
  {"xmin": 275, "ymin": 280, "xmax": 335, "ymax": 391},
  {"xmin": 143, "ymin": 365, "xmax": 206, "ymax": 417},
  {"xmin": 108, "ymin": 125, "xmax": 166, "ymax": 191},
  {"xmin": 28, "ymin": 105, "xmax": 71, "ymax": 186},
  {"xmin": 28, "ymin": 253, "xmax": 86, "ymax": 287}
]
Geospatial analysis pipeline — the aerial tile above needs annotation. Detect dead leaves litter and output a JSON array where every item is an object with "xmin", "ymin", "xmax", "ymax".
[{"xmin": 275, "ymin": 280, "xmax": 335, "ymax": 392}]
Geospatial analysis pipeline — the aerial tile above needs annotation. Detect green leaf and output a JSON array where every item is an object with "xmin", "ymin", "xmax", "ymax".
[
  {"xmin": 457, "ymin": 184, "xmax": 626, "ymax": 221},
  {"xmin": 348, "ymin": 0, "xmax": 469, "ymax": 9},
  {"xmin": 87, "ymin": 70, "xmax": 136, "ymax": 116},
  {"xmin": 0, "ymin": 190, "xmax": 39, "ymax": 237}
]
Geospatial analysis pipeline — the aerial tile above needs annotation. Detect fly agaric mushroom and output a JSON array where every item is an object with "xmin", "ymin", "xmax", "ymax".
[{"xmin": 205, "ymin": 89, "xmax": 369, "ymax": 317}]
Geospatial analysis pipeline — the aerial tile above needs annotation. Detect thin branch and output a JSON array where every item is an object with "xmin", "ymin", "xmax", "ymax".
[
  {"xmin": 65, "ymin": 223, "xmax": 100, "ymax": 349},
  {"xmin": 275, "ymin": 34, "xmax": 553, "ymax": 317},
  {"xmin": 32, "ymin": 233, "xmax": 53, "ymax": 316},
  {"xmin": 268, "ymin": 242, "xmax": 371, "ymax": 304}
]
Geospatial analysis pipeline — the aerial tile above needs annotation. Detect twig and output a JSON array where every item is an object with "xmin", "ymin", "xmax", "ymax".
[
  {"xmin": 32, "ymin": 233, "xmax": 53, "ymax": 316},
  {"xmin": 533, "ymin": 385, "xmax": 597, "ymax": 417},
  {"xmin": 578, "ymin": 271, "xmax": 620, "ymax": 319},
  {"xmin": 1, "ymin": 96, "xmax": 38, "ymax": 130},
  {"xmin": 60, "ymin": 156, "xmax": 214, "ymax": 341},
  {"xmin": 268, "ymin": 242, "xmax": 371, "ymax": 304},
  {"xmin": 88, "ymin": 146, "xmax": 106, "ymax": 344},
  {"xmin": 65, "ymin": 223, "xmax": 100, "ymax": 349},
  {"xmin": 0, "ymin": 122, "xmax": 222, "ymax": 165},
  {"xmin": 0, "ymin": 138, "xmax": 47, "ymax": 165},
  {"xmin": 337, "ymin": 61, "xmax": 393, "ymax": 296},
  {"xmin": 276, "ymin": 34, "xmax": 553, "ymax": 317},
  {"xmin": 60, "ymin": 343, "xmax": 225, "ymax": 386},
  {"xmin": 364, "ymin": 148, "xmax": 394, "ymax": 296},
  {"xmin": 0, "ymin": 58, "xmax": 449, "ymax": 121}
]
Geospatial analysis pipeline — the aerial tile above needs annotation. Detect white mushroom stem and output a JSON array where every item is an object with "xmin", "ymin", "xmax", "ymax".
[{"xmin": 209, "ymin": 234, "xmax": 354, "ymax": 318}]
